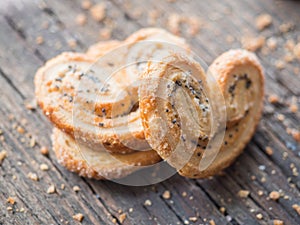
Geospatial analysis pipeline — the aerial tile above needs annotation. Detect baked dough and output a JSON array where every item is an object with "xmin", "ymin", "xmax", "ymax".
[
  {"xmin": 35, "ymin": 52, "xmax": 145, "ymax": 153},
  {"xmin": 88, "ymin": 28, "xmax": 190, "ymax": 98},
  {"xmin": 53, "ymin": 128, "xmax": 161, "ymax": 180},
  {"xmin": 36, "ymin": 26, "xmax": 263, "ymax": 180},
  {"xmin": 139, "ymin": 49, "xmax": 264, "ymax": 178},
  {"xmin": 35, "ymin": 29, "xmax": 190, "ymax": 154}
]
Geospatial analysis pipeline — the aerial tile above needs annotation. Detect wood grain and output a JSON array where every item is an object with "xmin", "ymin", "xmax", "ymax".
[{"xmin": 0, "ymin": 0, "xmax": 299, "ymax": 224}]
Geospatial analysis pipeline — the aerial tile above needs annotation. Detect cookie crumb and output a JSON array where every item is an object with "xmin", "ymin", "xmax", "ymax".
[
  {"xmin": 7, "ymin": 206, "xmax": 13, "ymax": 211},
  {"xmin": 144, "ymin": 199, "xmax": 152, "ymax": 206},
  {"xmin": 282, "ymin": 152, "xmax": 288, "ymax": 160},
  {"xmin": 279, "ymin": 22, "xmax": 294, "ymax": 33},
  {"xmin": 220, "ymin": 207, "xmax": 226, "ymax": 214},
  {"xmin": 61, "ymin": 184, "xmax": 65, "ymax": 190},
  {"xmin": 284, "ymin": 195, "xmax": 290, "ymax": 200},
  {"xmin": 8, "ymin": 114, "xmax": 14, "ymax": 120},
  {"xmin": 40, "ymin": 163, "xmax": 49, "ymax": 171},
  {"xmin": 76, "ymin": 14, "xmax": 87, "ymax": 26},
  {"xmin": 277, "ymin": 114, "xmax": 285, "ymax": 121},
  {"xmin": 189, "ymin": 217, "xmax": 197, "ymax": 222},
  {"xmin": 268, "ymin": 94, "xmax": 279, "ymax": 104},
  {"xmin": 182, "ymin": 191, "xmax": 187, "ymax": 197},
  {"xmin": 241, "ymin": 36, "xmax": 265, "ymax": 52},
  {"xmin": 258, "ymin": 190, "xmax": 264, "ymax": 196},
  {"xmin": 275, "ymin": 60, "xmax": 285, "ymax": 70},
  {"xmin": 185, "ymin": 16, "xmax": 201, "ymax": 36},
  {"xmin": 265, "ymin": 146, "xmax": 273, "ymax": 156},
  {"xmin": 294, "ymin": 43, "xmax": 300, "ymax": 60},
  {"xmin": 47, "ymin": 184, "xmax": 56, "ymax": 194},
  {"xmin": 167, "ymin": 13, "xmax": 182, "ymax": 35},
  {"xmin": 68, "ymin": 39, "xmax": 77, "ymax": 49},
  {"xmin": 256, "ymin": 213, "xmax": 263, "ymax": 220},
  {"xmin": 255, "ymin": 14, "xmax": 272, "ymax": 31},
  {"xmin": 285, "ymin": 39, "xmax": 295, "ymax": 52},
  {"xmin": 40, "ymin": 146, "xmax": 49, "ymax": 155},
  {"xmin": 209, "ymin": 219, "xmax": 216, "ymax": 225},
  {"xmin": 119, "ymin": 213, "xmax": 127, "ymax": 223},
  {"xmin": 284, "ymin": 53, "xmax": 294, "ymax": 63},
  {"xmin": 162, "ymin": 190, "xmax": 171, "ymax": 199},
  {"xmin": 73, "ymin": 213, "xmax": 84, "ymax": 222},
  {"xmin": 7, "ymin": 197, "xmax": 16, "ymax": 205},
  {"xmin": 99, "ymin": 28, "xmax": 112, "ymax": 40},
  {"xmin": 291, "ymin": 129, "xmax": 300, "ymax": 142},
  {"xmin": 269, "ymin": 191, "xmax": 280, "ymax": 201},
  {"xmin": 90, "ymin": 3, "xmax": 106, "ymax": 22},
  {"xmin": 27, "ymin": 172, "xmax": 39, "ymax": 181},
  {"xmin": 147, "ymin": 10, "xmax": 160, "ymax": 26},
  {"xmin": 17, "ymin": 126, "xmax": 25, "ymax": 134},
  {"xmin": 289, "ymin": 104, "xmax": 298, "ymax": 113},
  {"xmin": 129, "ymin": 208, "xmax": 133, "ymax": 213},
  {"xmin": 238, "ymin": 190, "xmax": 250, "ymax": 198},
  {"xmin": 266, "ymin": 37, "xmax": 277, "ymax": 50},
  {"xmin": 81, "ymin": 0, "xmax": 92, "ymax": 10},
  {"xmin": 29, "ymin": 137, "xmax": 36, "ymax": 148},
  {"xmin": 0, "ymin": 150, "xmax": 7, "ymax": 165},
  {"xmin": 273, "ymin": 219, "xmax": 284, "ymax": 225},
  {"xmin": 36, "ymin": 36, "xmax": 44, "ymax": 45},
  {"xmin": 73, "ymin": 185, "xmax": 81, "ymax": 192},
  {"xmin": 292, "ymin": 204, "xmax": 300, "ymax": 215}
]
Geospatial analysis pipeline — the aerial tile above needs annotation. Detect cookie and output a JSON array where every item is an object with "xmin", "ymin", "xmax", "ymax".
[
  {"xmin": 35, "ymin": 51, "xmax": 143, "ymax": 153},
  {"xmin": 53, "ymin": 128, "xmax": 161, "ymax": 180},
  {"xmin": 35, "ymin": 29, "xmax": 190, "ymax": 154},
  {"xmin": 139, "ymin": 49, "xmax": 264, "ymax": 178}
]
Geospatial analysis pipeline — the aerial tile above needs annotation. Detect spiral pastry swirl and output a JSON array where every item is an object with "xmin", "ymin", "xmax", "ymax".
[{"xmin": 139, "ymin": 49, "xmax": 264, "ymax": 178}]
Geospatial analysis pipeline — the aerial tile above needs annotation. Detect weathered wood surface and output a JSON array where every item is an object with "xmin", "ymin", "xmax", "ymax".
[{"xmin": 0, "ymin": 0, "xmax": 299, "ymax": 224}]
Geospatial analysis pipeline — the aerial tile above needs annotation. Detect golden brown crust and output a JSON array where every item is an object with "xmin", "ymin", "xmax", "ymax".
[
  {"xmin": 35, "ymin": 29, "xmax": 191, "ymax": 154},
  {"xmin": 139, "ymin": 49, "xmax": 264, "ymax": 178},
  {"xmin": 86, "ymin": 40, "xmax": 121, "ymax": 58},
  {"xmin": 53, "ymin": 128, "xmax": 161, "ymax": 180},
  {"xmin": 209, "ymin": 49, "xmax": 265, "ymax": 127},
  {"xmin": 125, "ymin": 28, "xmax": 188, "ymax": 47},
  {"xmin": 139, "ymin": 54, "xmax": 222, "ymax": 176},
  {"xmin": 35, "ymin": 51, "xmax": 144, "ymax": 154}
]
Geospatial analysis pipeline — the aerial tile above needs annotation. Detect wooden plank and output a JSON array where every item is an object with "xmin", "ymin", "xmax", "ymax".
[
  {"xmin": 0, "ymin": 0, "xmax": 299, "ymax": 224},
  {"xmin": 159, "ymin": 176, "xmax": 229, "ymax": 224}
]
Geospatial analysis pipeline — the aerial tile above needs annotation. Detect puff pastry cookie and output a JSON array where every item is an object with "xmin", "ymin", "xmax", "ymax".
[
  {"xmin": 139, "ymin": 49, "xmax": 264, "ymax": 178},
  {"xmin": 53, "ymin": 128, "xmax": 161, "ymax": 180},
  {"xmin": 36, "ymin": 27, "xmax": 264, "ymax": 180}
]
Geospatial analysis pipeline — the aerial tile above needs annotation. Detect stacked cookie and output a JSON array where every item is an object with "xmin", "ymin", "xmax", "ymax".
[{"xmin": 35, "ymin": 28, "xmax": 264, "ymax": 180}]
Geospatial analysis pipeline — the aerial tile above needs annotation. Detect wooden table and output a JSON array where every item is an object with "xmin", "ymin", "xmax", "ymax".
[{"xmin": 0, "ymin": 0, "xmax": 299, "ymax": 224}]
